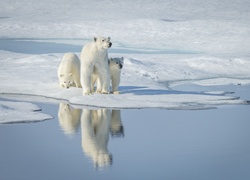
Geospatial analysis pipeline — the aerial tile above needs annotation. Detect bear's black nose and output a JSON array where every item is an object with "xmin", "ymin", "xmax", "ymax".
[
  {"xmin": 119, "ymin": 64, "xmax": 123, "ymax": 69},
  {"xmin": 109, "ymin": 42, "xmax": 112, "ymax": 48}
]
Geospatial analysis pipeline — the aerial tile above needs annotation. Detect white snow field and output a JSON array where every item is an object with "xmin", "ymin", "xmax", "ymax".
[{"xmin": 1, "ymin": 0, "xmax": 250, "ymax": 122}]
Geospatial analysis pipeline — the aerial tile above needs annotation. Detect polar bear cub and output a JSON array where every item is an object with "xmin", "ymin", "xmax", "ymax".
[
  {"xmin": 80, "ymin": 37, "xmax": 112, "ymax": 95},
  {"xmin": 91, "ymin": 57, "xmax": 124, "ymax": 94},
  {"xmin": 108, "ymin": 57, "xmax": 124, "ymax": 94},
  {"xmin": 58, "ymin": 53, "xmax": 81, "ymax": 88}
]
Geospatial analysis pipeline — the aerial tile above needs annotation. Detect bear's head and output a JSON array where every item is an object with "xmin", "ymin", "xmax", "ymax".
[
  {"xmin": 109, "ymin": 57, "xmax": 124, "ymax": 70},
  {"xmin": 93, "ymin": 37, "xmax": 112, "ymax": 50},
  {"xmin": 59, "ymin": 73, "xmax": 75, "ymax": 88}
]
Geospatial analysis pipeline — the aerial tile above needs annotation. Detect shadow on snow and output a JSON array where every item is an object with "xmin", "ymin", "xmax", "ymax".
[{"xmin": 119, "ymin": 86, "xmax": 234, "ymax": 97}]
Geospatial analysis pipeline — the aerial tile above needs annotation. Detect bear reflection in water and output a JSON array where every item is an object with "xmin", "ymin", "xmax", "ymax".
[
  {"xmin": 58, "ymin": 103, "xmax": 124, "ymax": 168},
  {"xmin": 58, "ymin": 103, "xmax": 81, "ymax": 136}
]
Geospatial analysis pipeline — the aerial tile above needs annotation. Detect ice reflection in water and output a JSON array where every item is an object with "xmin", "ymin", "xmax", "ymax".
[{"xmin": 57, "ymin": 103, "xmax": 124, "ymax": 168}]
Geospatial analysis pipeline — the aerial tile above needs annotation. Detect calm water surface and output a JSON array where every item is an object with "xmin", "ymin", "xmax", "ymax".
[{"xmin": 0, "ymin": 99, "xmax": 250, "ymax": 180}]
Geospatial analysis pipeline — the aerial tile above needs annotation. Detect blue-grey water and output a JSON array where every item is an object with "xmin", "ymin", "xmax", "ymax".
[
  {"xmin": 0, "ymin": 99, "xmax": 250, "ymax": 180},
  {"xmin": 0, "ymin": 39, "xmax": 250, "ymax": 180}
]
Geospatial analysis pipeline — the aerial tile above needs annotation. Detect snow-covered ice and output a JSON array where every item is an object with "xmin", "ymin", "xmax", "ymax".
[
  {"xmin": 0, "ymin": 0, "xmax": 250, "ymax": 116},
  {"xmin": 0, "ymin": 100, "xmax": 53, "ymax": 124}
]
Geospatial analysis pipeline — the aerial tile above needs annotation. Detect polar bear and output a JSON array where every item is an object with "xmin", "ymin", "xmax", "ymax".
[
  {"xmin": 81, "ymin": 109, "xmax": 112, "ymax": 168},
  {"xmin": 109, "ymin": 57, "xmax": 124, "ymax": 94},
  {"xmin": 91, "ymin": 57, "xmax": 124, "ymax": 94},
  {"xmin": 58, "ymin": 53, "xmax": 81, "ymax": 88},
  {"xmin": 80, "ymin": 37, "xmax": 112, "ymax": 95}
]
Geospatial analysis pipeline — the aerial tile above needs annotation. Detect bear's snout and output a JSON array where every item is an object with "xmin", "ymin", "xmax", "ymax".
[{"xmin": 108, "ymin": 42, "xmax": 112, "ymax": 48}]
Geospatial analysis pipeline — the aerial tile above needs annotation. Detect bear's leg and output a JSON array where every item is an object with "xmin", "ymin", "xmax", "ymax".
[
  {"xmin": 96, "ymin": 78, "xmax": 102, "ymax": 93},
  {"xmin": 111, "ymin": 110, "xmax": 124, "ymax": 136},
  {"xmin": 112, "ymin": 76, "xmax": 120, "ymax": 94},
  {"xmin": 72, "ymin": 66, "xmax": 82, "ymax": 88},
  {"xmin": 96, "ymin": 66, "xmax": 110, "ymax": 94},
  {"xmin": 91, "ymin": 74, "xmax": 97, "ymax": 93},
  {"xmin": 75, "ymin": 82, "xmax": 82, "ymax": 88},
  {"xmin": 72, "ymin": 82, "xmax": 77, "ymax": 87},
  {"xmin": 81, "ymin": 67, "xmax": 93, "ymax": 95},
  {"xmin": 75, "ymin": 77, "xmax": 82, "ymax": 88}
]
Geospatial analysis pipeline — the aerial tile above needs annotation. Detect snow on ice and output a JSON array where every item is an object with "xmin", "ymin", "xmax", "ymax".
[
  {"xmin": 0, "ymin": 0, "xmax": 250, "ymax": 120},
  {"xmin": 0, "ymin": 100, "xmax": 53, "ymax": 124}
]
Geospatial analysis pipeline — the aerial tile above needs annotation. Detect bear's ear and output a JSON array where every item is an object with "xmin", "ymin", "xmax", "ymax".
[
  {"xmin": 60, "ymin": 74, "xmax": 64, "ymax": 77},
  {"xmin": 93, "ymin": 37, "xmax": 97, "ymax": 42},
  {"xmin": 107, "ymin": 37, "xmax": 111, "ymax": 41}
]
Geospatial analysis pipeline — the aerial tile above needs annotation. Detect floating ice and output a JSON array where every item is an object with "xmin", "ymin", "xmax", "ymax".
[{"xmin": 0, "ymin": 100, "xmax": 53, "ymax": 124}]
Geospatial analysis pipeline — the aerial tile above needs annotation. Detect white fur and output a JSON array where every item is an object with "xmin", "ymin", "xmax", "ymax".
[
  {"xmin": 92, "ymin": 57, "xmax": 124, "ymax": 94},
  {"xmin": 80, "ymin": 37, "xmax": 112, "ymax": 95},
  {"xmin": 111, "ymin": 110, "xmax": 124, "ymax": 137},
  {"xmin": 81, "ymin": 109, "xmax": 112, "ymax": 167},
  {"xmin": 58, "ymin": 103, "xmax": 81, "ymax": 136},
  {"xmin": 58, "ymin": 53, "xmax": 81, "ymax": 88},
  {"xmin": 109, "ymin": 57, "xmax": 124, "ymax": 94}
]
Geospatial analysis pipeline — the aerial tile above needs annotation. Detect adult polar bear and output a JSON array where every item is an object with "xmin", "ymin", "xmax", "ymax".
[{"xmin": 80, "ymin": 37, "xmax": 112, "ymax": 95}]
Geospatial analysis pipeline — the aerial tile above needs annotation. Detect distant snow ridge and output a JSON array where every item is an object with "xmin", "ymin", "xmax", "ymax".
[{"xmin": 187, "ymin": 57, "xmax": 250, "ymax": 77}]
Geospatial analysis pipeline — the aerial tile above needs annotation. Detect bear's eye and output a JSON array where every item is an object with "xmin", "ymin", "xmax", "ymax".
[
  {"xmin": 116, "ymin": 62, "xmax": 119, "ymax": 64},
  {"xmin": 64, "ymin": 81, "xmax": 66, "ymax": 83},
  {"xmin": 102, "ymin": 39, "xmax": 105, "ymax": 42}
]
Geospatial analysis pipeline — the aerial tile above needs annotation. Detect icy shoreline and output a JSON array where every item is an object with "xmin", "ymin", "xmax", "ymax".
[
  {"xmin": 1, "ymin": 81, "xmax": 250, "ymax": 124},
  {"xmin": 0, "ymin": 98, "xmax": 53, "ymax": 124},
  {"xmin": 1, "ymin": 0, "xmax": 250, "ymax": 123}
]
